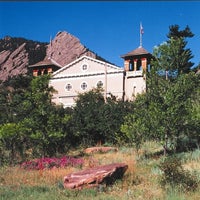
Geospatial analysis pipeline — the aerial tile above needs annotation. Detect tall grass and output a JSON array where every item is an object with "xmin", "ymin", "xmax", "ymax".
[{"xmin": 0, "ymin": 143, "xmax": 200, "ymax": 200}]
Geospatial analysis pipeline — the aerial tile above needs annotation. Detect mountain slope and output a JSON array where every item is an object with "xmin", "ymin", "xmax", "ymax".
[
  {"xmin": 0, "ymin": 36, "xmax": 47, "ymax": 82},
  {"xmin": 0, "ymin": 31, "xmax": 112, "ymax": 82}
]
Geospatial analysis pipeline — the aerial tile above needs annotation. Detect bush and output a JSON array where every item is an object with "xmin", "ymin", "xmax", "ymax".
[{"xmin": 159, "ymin": 156, "xmax": 199, "ymax": 191}]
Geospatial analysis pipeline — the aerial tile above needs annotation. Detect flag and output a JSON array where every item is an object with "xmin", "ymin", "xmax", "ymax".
[{"xmin": 140, "ymin": 23, "xmax": 144, "ymax": 35}]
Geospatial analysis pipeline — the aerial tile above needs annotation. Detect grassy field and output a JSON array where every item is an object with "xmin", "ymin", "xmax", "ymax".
[{"xmin": 0, "ymin": 142, "xmax": 200, "ymax": 200}]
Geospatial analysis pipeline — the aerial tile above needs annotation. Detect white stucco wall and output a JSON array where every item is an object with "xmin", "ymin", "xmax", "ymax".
[
  {"xmin": 49, "ymin": 56, "xmax": 124, "ymax": 107},
  {"xmin": 49, "ymin": 56, "xmax": 146, "ymax": 107}
]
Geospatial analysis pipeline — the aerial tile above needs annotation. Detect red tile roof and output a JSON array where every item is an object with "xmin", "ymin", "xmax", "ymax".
[
  {"xmin": 29, "ymin": 58, "xmax": 62, "ymax": 68},
  {"xmin": 121, "ymin": 46, "xmax": 151, "ymax": 58}
]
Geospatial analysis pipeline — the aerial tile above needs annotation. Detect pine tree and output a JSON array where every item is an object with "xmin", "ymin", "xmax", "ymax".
[{"xmin": 166, "ymin": 24, "xmax": 194, "ymax": 74}]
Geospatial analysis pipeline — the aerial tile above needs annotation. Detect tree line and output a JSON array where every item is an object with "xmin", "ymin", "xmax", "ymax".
[{"xmin": 0, "ymin": 24, "xmax": 200, "ymax": 165}]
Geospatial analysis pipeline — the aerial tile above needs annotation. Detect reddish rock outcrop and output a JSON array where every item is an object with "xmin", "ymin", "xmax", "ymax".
[
  {"xmin": 0, "ymin": 36, "xmax": 47, "ymax": 82},
  {"xmin": 45, "ymin": 31, "xmax": 109, "ymax": 67},
  {"xmin": 0, "ymin": 43, "xmax": 28, "ymax": 81},
  {"xmin": 0, "ymin": 31, "xmax": 110, "ymax": 82},
  {"xmin": 63, "ymin": 163, "xmax": 128, "ymax": 189}
]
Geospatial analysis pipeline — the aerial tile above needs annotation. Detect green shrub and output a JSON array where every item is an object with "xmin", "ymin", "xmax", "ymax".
[{"xmin": 159, "ymin": 156, "xmax": 199, "ymax": 191}]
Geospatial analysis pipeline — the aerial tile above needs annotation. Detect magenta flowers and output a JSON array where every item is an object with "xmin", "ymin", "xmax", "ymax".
[{"xmin": 21, "ymin": 156, "xmax": 84, "ymax": 170}]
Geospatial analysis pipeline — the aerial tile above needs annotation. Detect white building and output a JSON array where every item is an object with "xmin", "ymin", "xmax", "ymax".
[
  {"xmin": 29, "ymin": 45, "xmax": 152, "ymax": 107},
  {"xmin": 48, "ymin": 46, "xmax": 152, "ymax": 107},
  {"xmin": 49, "ymin": 55, "xmax": 124, "ymax": 107}
]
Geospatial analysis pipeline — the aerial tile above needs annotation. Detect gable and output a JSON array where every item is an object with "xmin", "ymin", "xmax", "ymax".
[{"xmin": 51, "ymin": 56, "xmax": 123, "ymax": 79}]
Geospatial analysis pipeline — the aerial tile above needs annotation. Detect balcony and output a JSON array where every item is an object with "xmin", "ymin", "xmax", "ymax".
[{"xmin": 126, "ymin": 70, "xmax": 143, "ymax": 78}]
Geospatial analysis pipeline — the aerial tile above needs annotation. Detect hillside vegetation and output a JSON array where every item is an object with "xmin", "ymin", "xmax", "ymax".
[
  {"xmin": 0, "ymin": 143, "xmax": 200, "ymax": 200},
  {"xmin": 0, "ymin": 24, "xmax": 200, "ymax": 199}
]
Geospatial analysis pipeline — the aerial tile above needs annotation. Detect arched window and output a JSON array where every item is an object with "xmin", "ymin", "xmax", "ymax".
[
  {"xmin": 137, "ymin": 59, "xmax": 142, "ymax": 70},
  {"xmin": 44, "ymin": 69, "xmax": 48, "ymax": 75},
  {"xmin": 129, "ymin": 62, "xmax": 133, "ymax": 71},
  {"xmin": 38, "ymin": 70, "xmax": 41, "ymax": 76}
]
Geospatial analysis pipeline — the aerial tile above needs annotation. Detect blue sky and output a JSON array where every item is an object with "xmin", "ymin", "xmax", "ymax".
[{"xmin": 0, "ymin": 1, "xmax": 200, "ymax": 67}]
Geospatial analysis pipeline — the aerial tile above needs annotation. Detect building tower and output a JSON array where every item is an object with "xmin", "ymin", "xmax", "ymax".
[
  {"xmin": 121, "ymin": 46, "xmax": 152, "ymax": 101},
  {"xmin": 121, "ymin": 23, "xmax": 152, "ymax": 100},
  {"xmin": 28, "ymin": 58, "xmax": 62, "ymax": 77}
]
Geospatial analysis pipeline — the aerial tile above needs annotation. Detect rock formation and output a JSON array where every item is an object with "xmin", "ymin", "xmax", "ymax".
[
  {"xmin": 0, "ymin": 36, "xmax": 47, "ymax": 82},
  {"xmin": 46, "ymin": 31, "xmax": 95, "ymax": 66},
  {"xmin": 45, "ymin": 31, "xmax": 110, "ymax": 67},
  {"xmin": 0, "ymin": 31, "xmax": 110, "ymax": 82},
  {"xmin": 63, "ymin": 163, "xmax": 128, "ymax": 189}
]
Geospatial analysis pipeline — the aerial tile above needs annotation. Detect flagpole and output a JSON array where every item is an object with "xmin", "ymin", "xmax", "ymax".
[
  {"xmin": 140, "ymin": 22, "xmax": 142, "ymax": 47},
  {"xmin": 140, "ymin": 22, "xmax": 143, "ymax": 47},
  {"xmin": 49, "ymin": 35, "xmax": 52, "ymax": 59}
]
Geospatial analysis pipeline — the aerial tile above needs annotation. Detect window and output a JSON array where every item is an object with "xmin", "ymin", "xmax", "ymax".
[
  {"xmin": 137, "ymin": 59, "xmax": 142, "ymax": 70},
  {"xmin": 81, "ymin": 63, "xmax": 88, "ymax": 71},
  {"xmin": 129, "ymin": 63, "xmax": 133, "ymax": 71},
  {"xmin": 65, "ymin": 83, "xmax": 72, "ymax": 91},
  {"xmin": 81, "ymin": 82, "xmax": 87, "ymax": 90},
  {"xmin": 97, "ymin": 80, "xmax": 103, "ymax": 88}
]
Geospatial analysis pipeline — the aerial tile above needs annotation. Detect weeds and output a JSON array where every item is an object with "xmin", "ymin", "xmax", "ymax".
[
  {"xmin": 159, "ymin": 156, "xmax": 199, "ymax": 192},
  {"xmin": 1, "ymin": 144, "xmax": 200, "ymax": 200}
]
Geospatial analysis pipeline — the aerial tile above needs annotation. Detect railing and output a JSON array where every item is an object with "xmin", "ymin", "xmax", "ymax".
[{"xmin": 126, "ymin": 70, "xmax": 143, "ymax": 77}]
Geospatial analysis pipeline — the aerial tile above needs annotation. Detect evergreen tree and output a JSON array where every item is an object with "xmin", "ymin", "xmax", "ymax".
[
  {"xmin": 146, "ymin": 25, "xmax": 198, "ymax": 154},
  {"xmin": 166, "ymin": 24, "xmax": 194, "ymax": 74},
  {"xmin": 121, "ymin": 25, "xmax": 199, "ymax": 155}
]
